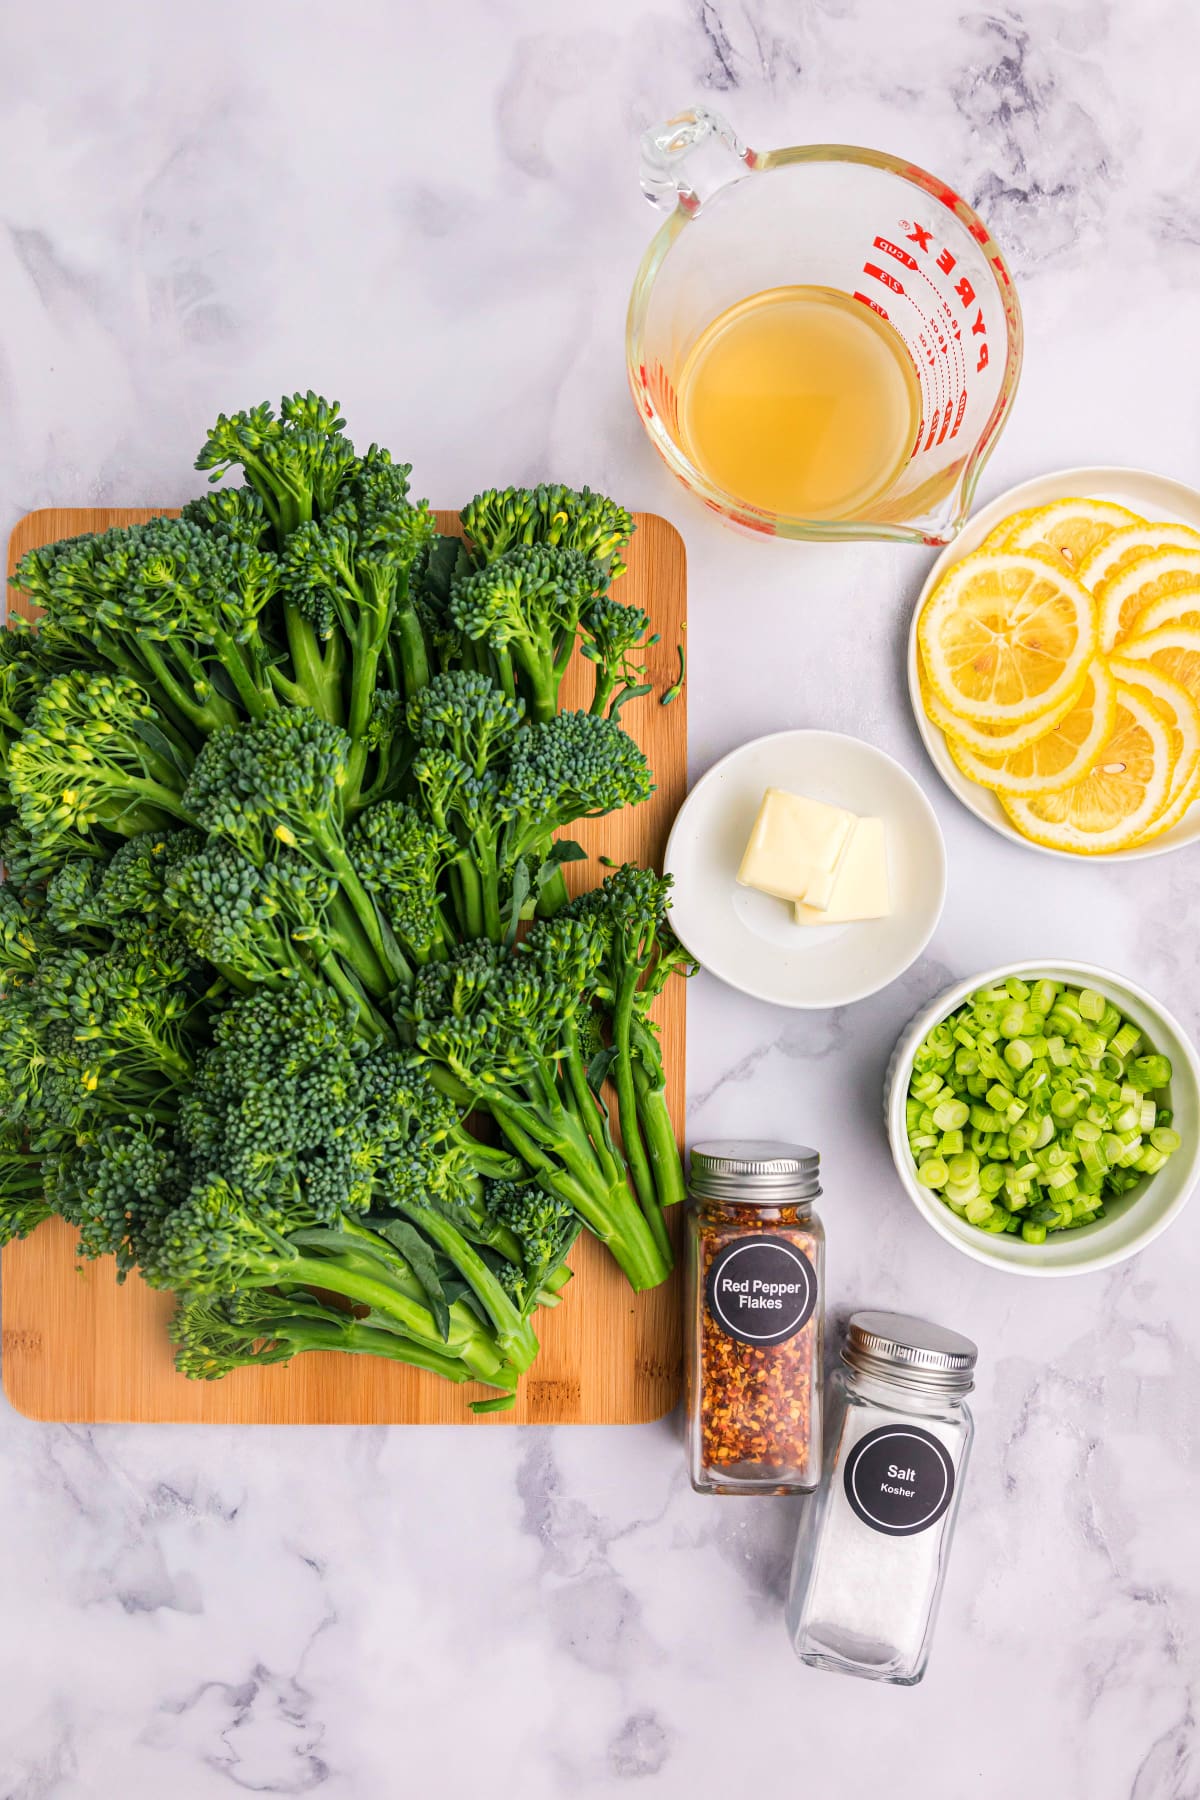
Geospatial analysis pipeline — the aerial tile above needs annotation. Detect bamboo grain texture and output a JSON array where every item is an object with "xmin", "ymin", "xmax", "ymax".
[{"xmin": 1, "ymin": 507, "xmax": 687, "ymax": 1425}]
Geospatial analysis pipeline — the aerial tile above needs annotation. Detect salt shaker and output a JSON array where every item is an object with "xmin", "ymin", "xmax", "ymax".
[
  {"xmin": 685, "ymin": 1141, "xmax": 825, "ymax": 1495},
  {"xmin": 785, "ymin": 1310, "xmax": 977, "ymax": 1684}
]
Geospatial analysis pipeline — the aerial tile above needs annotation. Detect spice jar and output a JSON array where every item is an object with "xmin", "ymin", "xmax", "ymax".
[
  {"xmin": 785, "ymin": 1311, "xmax": 977, "ymax": 1685},
  {"xmin": 685, "ymin": 1140, "xmax": 825, "ymax": 1495}
]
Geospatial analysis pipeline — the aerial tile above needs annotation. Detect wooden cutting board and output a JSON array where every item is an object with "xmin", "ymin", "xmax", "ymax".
[{"xmin": 1, "ymin": 506, "xmax": 687, "ymax": 1425}]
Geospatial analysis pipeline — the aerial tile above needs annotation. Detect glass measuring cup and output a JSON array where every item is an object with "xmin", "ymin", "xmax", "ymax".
[{"xmin": 627, "ymin": 108, "xmax": 1022, "ymax": 545}]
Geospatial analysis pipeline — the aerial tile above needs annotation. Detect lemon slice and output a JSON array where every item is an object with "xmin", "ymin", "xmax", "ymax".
[
  {"xmin": 1109, "ymin": 656, "xmax": 1200, "ymax": 842},
  {"xmin": 919, "ymin": 659, "xmax": 1080, "ymax": 754},
  {"xmin": 1004, "ymin": 498, "xmax": 1143, "ymax": 570},
  {"xmin": 978, "ymin": 520, "xmax": 1019, "ymax": 551},
  {"xmin": 1001, "ymin": 684, "xmax": 1173, "ymax": 853},
  {"xmin": 1095, "ymin": 548, "xmax": 1200, "ymax": 649},
  {"xmin": 947, "ymin": 659, "xmax": 1117, "ymax": 796},
  {"xmin": 1118, "ymin": 625, "xmax": 1200, "ymax": 707},
  {"xmin": 1076, "ymin": 521, "xmax": 1200, "ymax": 595},
  {"xmin": 1129, "ymin": 588, "xmax": 1200, "ymax": 636},
  {"xmin": 918, "ymin": 551, "xmax": 1096, "ymax": 725}
]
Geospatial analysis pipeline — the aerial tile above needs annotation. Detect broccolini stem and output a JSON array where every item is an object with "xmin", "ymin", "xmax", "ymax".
[
  {"xmin": 390, "ymin": 1199, "xmax": 540, "ymax": 1372},
  {"xmin": 479, "ymin": 850, "xmax": 503, "ymax": 944},
  {"xmin": 589, "ymin": 668, "xmax": 617, "ymax": 717},
  {"xmin": 280, "ymin": 1252, "xmax": 509, "ymax": 1384},
  {"xmin": 482, "ymin": 1094, "xmax": 671, "ymax": 1290},
  {"xmin": 629, "ymin": 1029, "xmax": 683, "ymax": 1209},
  {"xmin": 316, "ymin": 952, "xmax": 393, "ymax": 1040},
  {"xmin": 392, "ymin": 599, "xmax": 430, "ymax": 701},
  {"xmin": 269, "ymin": 1317, "xmax": 476, "ymax": 1382},
  {"xmin": 117, "ymin": 777, "xmax": 196, "ymax": 825},
  {"xmin": 266, "ymin": 666, "xmax": 314, "ymax": 711},
  {"xmin": 536, "ymin": 864, "xmax": 571, "ymax": 919},
  {"xmin": 319, "ymin": 841, "xmax": 412, "ymax": 992},
  {"xmin": 631, "ymin": 1024, "xmax": 686, "ymax": 1209},
  {"xmin": 456, "ymin": 1136, "xmax": 526, "ymax": 1180},
  {"xmin": 326, "ymin": 892, "xmax": 393, "ymax": 998},
  {"xmin": 492, "ymin": 645, "xmax": 517, "ymax": 705},
  {"xmin": 212, "ymin": 630, "xmax": 276, "ymax": 721},
  {"xmin": 283, "ymin": 600, "xmax": 343, "ymax": 724},
  {"xmin": 173, "ymin": 639, "xmax": 235, "ymax": 717},
  {"xmin": 137, "ymin": 638, "xmax": 239, "ymax": 733},
  {"xmin": 452, "ymin": 852, "xmax": 485, "ymax": 940},
  {"xmin": 561, "ymin": 1031, "xmax": 623, "ymax": 1192},
  {"xmin": 513, "ymin": 641, "xmax": 560, "ymax": 724},
  {"xmin": 344, "ymin": 637, "xmax": 384, "ymax": 809},
  {"xmin": 611, "ymin": 973, "xmax": 671, "ymax": 1262}
]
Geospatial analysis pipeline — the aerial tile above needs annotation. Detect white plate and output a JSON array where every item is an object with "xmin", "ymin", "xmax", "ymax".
[
  {"xmin": 664, "ymin": 731, "xmax": 947, "ymax": 1008},
  {"xmin": 907, "ymin": 465, "xmax": 1200, "ymax": 861}
]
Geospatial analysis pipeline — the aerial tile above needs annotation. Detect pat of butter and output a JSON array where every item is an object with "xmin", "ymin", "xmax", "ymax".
[
  {"xmin": 736, "ymin": 787, "xmax": 856, "ymax": 902},
  {"xmin": 794, "ymin": 817, "xmax": 889, "ymax": 924},
  {"xmin": 801, "ymin": 819, "xmax": 858, "ymax": 912}
]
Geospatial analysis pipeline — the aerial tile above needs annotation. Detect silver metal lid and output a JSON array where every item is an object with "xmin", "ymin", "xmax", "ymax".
[
  {"xmin": 843, "ymin": 1311, "xmax": 977, "ymax": 1396},
  {"xmin": 688, "ymin": 1140, "xmax": 821, "ymax": 1204}
]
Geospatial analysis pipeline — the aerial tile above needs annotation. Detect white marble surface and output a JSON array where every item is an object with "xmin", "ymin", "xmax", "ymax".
[{"xmin": 2, "ymin": 1, "xmax": 1199, "ymax": 1793}]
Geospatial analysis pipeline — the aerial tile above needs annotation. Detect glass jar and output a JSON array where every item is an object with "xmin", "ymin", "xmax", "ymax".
[
  {"xmin": 786, "ymin": 1311, "xmax": 977, "ymax": 1685},
  {"xmin": 685, "ymin": 1141, "xmax": 825, "ymax": 1495}
]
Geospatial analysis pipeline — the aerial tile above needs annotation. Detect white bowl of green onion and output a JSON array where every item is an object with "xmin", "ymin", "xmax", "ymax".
[{"xmin": 885, "ymin": 962, "xmax": 1200, "ymax": 1276}]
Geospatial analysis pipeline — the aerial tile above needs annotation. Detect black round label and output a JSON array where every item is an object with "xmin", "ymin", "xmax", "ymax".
[
  {"xmin": 703, "ymin": 1236, "xmax": 817, "ymax": 1346},
  {"xmin": 843, "ymin": 1424, "xmax": 956, "ymax": 1536}
]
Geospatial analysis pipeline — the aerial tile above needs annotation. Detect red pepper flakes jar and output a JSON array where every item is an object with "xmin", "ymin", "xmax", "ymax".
[{"xmin": 685, "ymin": 1141, "xmax": 825, "ymax": 1495}]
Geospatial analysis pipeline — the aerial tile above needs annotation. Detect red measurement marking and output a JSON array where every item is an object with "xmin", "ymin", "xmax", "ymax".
[
  {"xmin": 873, "ymin": 236, "xmax": 919, "ymax": 270},
  {"xmin": 853, "ymin": 291, "xmax": 890, "ymax": 320},
  {"xmin": 949, "ymin": 388, "xmax": 968, "ymax": 439},
  {"xmin": 864, "ymin": 263, "xmax": 904, "ymax": 295},
  {"xmin": 923, "ymin": 408, "xmax": 941, "ymax": 451}
]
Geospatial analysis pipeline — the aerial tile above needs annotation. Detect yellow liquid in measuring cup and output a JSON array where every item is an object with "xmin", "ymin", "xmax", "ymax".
[{"xmin": 678, "ymin": 285, "xmax": 922, "ymax": 521}]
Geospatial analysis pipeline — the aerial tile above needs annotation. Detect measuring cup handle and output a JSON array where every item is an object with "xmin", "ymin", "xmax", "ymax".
[{"xmin": 638, "ymin": 106, "xmax": 756, "ymax": 214}]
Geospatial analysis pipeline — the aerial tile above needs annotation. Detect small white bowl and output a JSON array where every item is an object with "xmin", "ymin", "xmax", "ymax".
[
  {"xmin": 885, "ymin": 959, "xmax": 1200, "ymax": 1276},
  {"xmin": 664, "ymin": 730, "xmax": 947, "ymax": 1008},
  {"xmin": 908, "ymin": 465, "xmax": 1200, "ymax": 861}
]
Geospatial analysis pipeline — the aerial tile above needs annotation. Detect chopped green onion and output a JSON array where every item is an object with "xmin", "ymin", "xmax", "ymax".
[{"xmin": 906, "ymin": 978, "xmax": 1182, "ymax": 1245}]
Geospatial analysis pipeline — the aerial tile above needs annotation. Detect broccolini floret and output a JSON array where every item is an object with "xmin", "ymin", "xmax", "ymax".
[
  {"xmin": 283, "ymin": 447, "xmax": 437, "ymax": 800},
  {"xmin": 485, "ymin": 1176, "xmax": 580, "ymax": 1316},
  {"xmin": 401, "ymin": 921, "xmax": 670, "ymax": 1291},
  {"xmin": 461, "ymin": 484, "xmax": 634, "ymax": 576},
  {"xmin": 7, "ymin": 670, "xmax": 194, "ymax": 848},
  {"xmin": 449, "ymin": 544, "xmax": 605, "ymax": 723},
  {"xmin": 16, "ymin": 518, "xmax": 284, "ymax": 733},
  {"xmin": 580, "ymin": 594, "xmax": 655, "ymax": 718},
  {"xmin": 411, "ymin": 681, "xmax": 653, "ymax": 941},
  {"xmin": 182, "ymin": 708, "xmax": 407, "ymax": 996}
]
